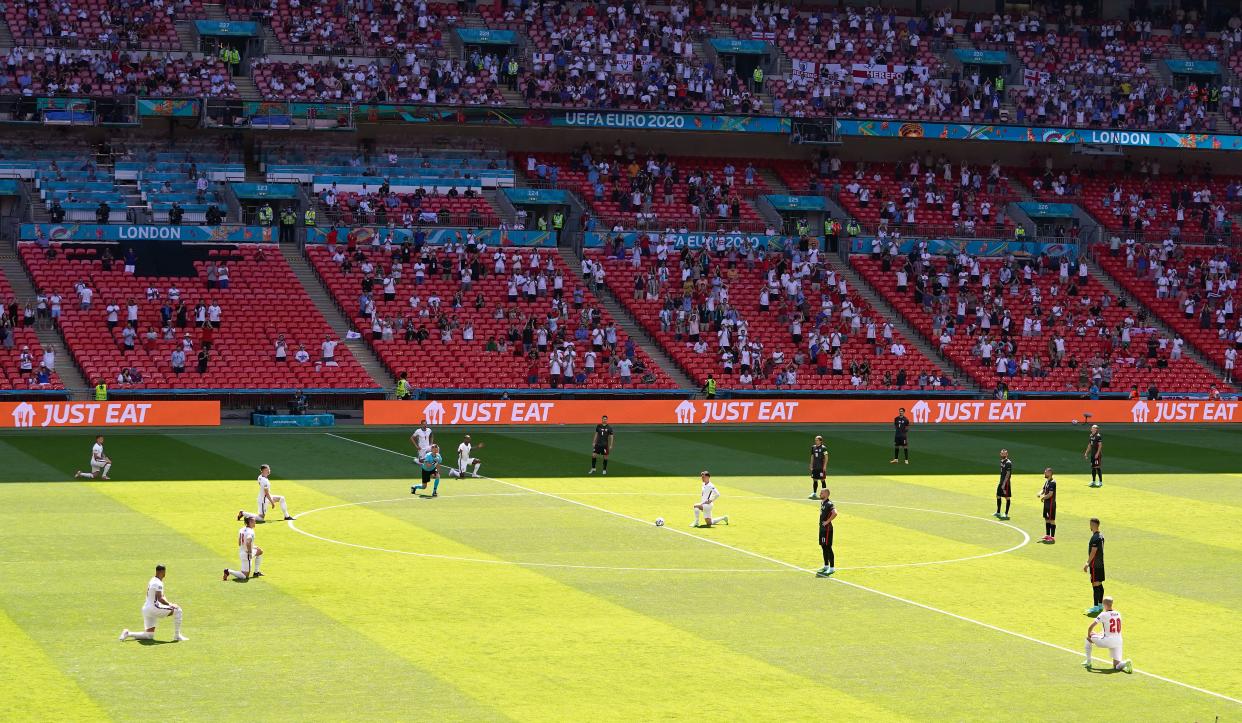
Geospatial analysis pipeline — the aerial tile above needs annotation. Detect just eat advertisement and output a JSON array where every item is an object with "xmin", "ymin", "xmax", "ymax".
[
  {"xmin": 365, "ymin": 399, "xmax": 1241, "ymax": 426},
  {"xmin": 0, "ymin": 401, "xmax": 220, "ymax": 429}
]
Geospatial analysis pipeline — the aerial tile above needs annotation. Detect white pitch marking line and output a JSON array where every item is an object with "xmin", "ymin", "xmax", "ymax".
[
  {"xmin": 288, "ymin": 496, "xmax": 786, "ymax": 574},
  {"xmin": 323, "ymin": 432, "xmax": 1242, "ymax": 707},
  {"xmin": 292, "ymin": 491, "xmax": 1029, "ymax": 573}
]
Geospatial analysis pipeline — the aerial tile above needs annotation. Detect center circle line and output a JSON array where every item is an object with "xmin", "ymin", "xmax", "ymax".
[{"xmin": 287, "ymin": 492, "xmax": 1031, "ymax": 573}]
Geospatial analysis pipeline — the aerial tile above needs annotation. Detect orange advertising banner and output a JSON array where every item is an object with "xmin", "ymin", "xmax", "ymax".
[
  {"xmin": 366, "ymin": 398, "xmax": 1241, "ymax": 426},
  {"xmin": 0, "ymin": 400, "xmax": 220, "ymax": 429}
]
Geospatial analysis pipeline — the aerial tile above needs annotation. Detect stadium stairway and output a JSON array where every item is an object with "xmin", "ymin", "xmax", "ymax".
[
  {"xmin": 556, "ymin": 246, "xmax": 696, "ymax": 392},
  {"xmin": 826, "ymin": 253, "xmax": 975, "ymax": 390},
  {"xmin": 0, "ymin": 17, "xmax": 13, "ymax": 50},
  {"xmin": 0, "ymin": 246, "xmax": 89, "ymax": 397},
  {"xmin": 757, "ymin": 167, "xmax": 790, "ymax": 195},
  {"xmin": 279, "ymin": 244, "xmax": 396, "ymax": 392},
  {"xmin": 1087, "ymin": 256, "xmax": 1239, "ymax": 391},
  {"xmin": 232, "ymin": 75, "xmax": 261, "ymax": 101},
  {"xmin": 175, "ymin": 22, "xmax": 199, "ymax": 53}
]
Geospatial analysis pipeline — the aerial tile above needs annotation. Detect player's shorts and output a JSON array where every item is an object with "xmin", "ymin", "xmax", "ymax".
[
  {"xmin": 700, "ymin": 503, "xmax": 713, "ymax": 518},
  {"xmin": 91, "ymin": 460, "xmax": 107, "ymax": 471},
  {"xmin": 820, "ymin": 525, "xmax": 834, "ymax": 547},
  {"xmin": 421, "ymin": 468, "xmax": 436, "ymax": 483},
  {"xmin": 417, "ymin": 447, "xmax": 432, "ymax": 460},
  {"xmin": 458, "ymin": 457, "xmax": 474, "ymax": 471},
  {"xmin": 1088, "ymin": 633, "xmax": 1122, "ymax": 659},
  {"xmin": 811, "ymin": 466, "xmax": 826, "ymax": 480},
  {"xmin": 1090, "ymin": 565, "xmax": 1105, "ymax": 584},
  {"xmin": 256, "ymin": 494, "xmax": 268, "ymax": 513},
  {"xmin": 593, "ymin": 444, "xmax": 609, "ymax": 456},
  {"xmin": 142, "ymin": 605, "xmax": 173, "ymax": 629},
  {"xmin": 1091, "ymin": 456, "xmax": 1102, "ymax": 468},
  {"xmin": 238, "ymin": 548, "xmax": 252, "ymax": 573},
  {"xmin": 1043, "ymin": 500, "xmax": 1057, "ymax": 519},
  {"xmin": 894, "ymin": 435, "xmax": 908, "ymax": 447},
  {"xmin": 996, "ymin": 481, "xmax": 1011, "ymax": 497}
]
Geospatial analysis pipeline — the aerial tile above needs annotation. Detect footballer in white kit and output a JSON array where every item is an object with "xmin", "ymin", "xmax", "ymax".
[
  {"xmin": 224, "ymin": 515, "xmax": 263, "ymax": 581},
  {"xmin": 237, "ymin": 464, "xmax": 294, "ymax": 522},
  {"xmin": 1084, "ymin": 596, "xmax": 1132, "ymax": 673},
  {"xmin": 74, "ymin": 435, "xmax": 112, "ymax": 479},
  {"xmin": 410, "ymin": 421, "xmax": 435, "ymax": 457},
  {"xmin": 692, "ymin": 471, "xmax": 729, "ymax": 528},
  {"xmin": 452, "ymin": 435, "xmax": 483, "ymax": 478},
  {"xmin": 119, "ymin": 564, "xmax": 186, "ymax": 642}
]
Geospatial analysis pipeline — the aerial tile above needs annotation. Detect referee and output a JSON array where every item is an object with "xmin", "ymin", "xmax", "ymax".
[
  {"xmin": 589, "ymin": 415, "xmax": 614, "ymax": 475},
  {"xmin": 816, "ymin": 488, "xmax": 838, "ymax": 577}
]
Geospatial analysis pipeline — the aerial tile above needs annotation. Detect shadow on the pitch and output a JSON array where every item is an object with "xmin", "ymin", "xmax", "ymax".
[
  {"xmin": 1085, "ymin": 666, "xmax": 1124, "ymax": 675},
  {"xmin": 136, "ymin": 638, "xmax": 177, "ymax": 646}
]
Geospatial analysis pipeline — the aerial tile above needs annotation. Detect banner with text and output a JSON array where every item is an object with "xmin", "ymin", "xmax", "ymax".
[
  {"xmin": 835, "ymin": 119, "xmax": 1242, "ymax": 151},
  {"xmin": 1, "ymin": 401, "xmax": 219, "ymax": 429},
  {"xmin": 21, "ymin": 224, "xmax": 275, "ymax": 243},
  {"xmin": 365, "ymin": 399, "xmax": 1240, "ymax": 426}
]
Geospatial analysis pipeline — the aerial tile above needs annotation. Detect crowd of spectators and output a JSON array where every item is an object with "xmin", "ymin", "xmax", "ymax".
[
  {"xmin": 1, "ymin": 47, "xmax": 237, "ymax": 97},
  {"xmin": 325, "ymin": 233, "xmax": 657, "ymax": 386},
  {"xmin": 525, "ymin": 145, "xmax": 765, "ymax": 230},
  {"xmin": 511, "ymin": 0, "xmax": 761, "ymax": 112},
  {"xmin": 250, "ymin": 54, "xmax": 505, "ymax": 105},
  {"xmin": 867, "ymin": 238, "xmax": 1216, "ymax": 393},
  {"xmin": 317, "ymin": 184, "xmax": 497, "ymax": 227},
  {"xmin": 813, "ymin": 151, "xmax": 1014, "ymax": 237},
  {"xmin": 0, "ymin": 296, "xmax": 58, "ymax": 388},
  {"xmin": 225, "ymin": 0, "xmax": 454, "ymax": 56},
  {"xmin": 1021, "ymin": 157, "xmax": 1238, "ymax": 241},
  {"xmin": 6, "ymin": 0, "xmax": 195, "ymax": 49},
  {"xmin": 1108, "ymin": 238, "xmax": 1240, "ymax": 374},
  {"xmin": 593, "ymin": 231, "xmax": 954, "ymax": 389}
]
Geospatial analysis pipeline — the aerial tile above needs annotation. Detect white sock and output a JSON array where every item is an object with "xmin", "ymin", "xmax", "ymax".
[
  {"xmin": 472, "ymin": 462, "xmax": 481, "ymax": 475},
  {"xmin": 102, "ymin": 463, "xmax": 112, "ymax": 477},
  {"xmin": 1084, "ymin": 641, "xmax": 1092, "ymax": 662},
  {"xmin": 277, "ymin": 497, "xmax": 289, "ymax": 517},
  {"xmin": 129, "ymin": 631, "xmax": 154, "ymax": 640},
  {"xmin": 227, "ymin": 568, "xmax": 247, "ymax": 580},
  {"xmin": 693, "ymin": 508, "xmax": 701, "ymax": 525},
  {"xmin": 253, "ymin": 553, "xmax": 262, "ymax": 573},
  {"xmin": 76, "ymin": 471, "xmax": 93, "ymax": 479},
  {"xmin": 716, "ymin": 515, "xmax": 729, "ymax": 525},
  {"xmin": 173, "ymin": 608, "xmax": 183, "ymax": 635}
]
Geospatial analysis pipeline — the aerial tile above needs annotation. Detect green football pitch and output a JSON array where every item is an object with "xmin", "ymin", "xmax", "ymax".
[{"xmin": 1, "ymin": 424, "xmax": 1239, "ymax": 721}]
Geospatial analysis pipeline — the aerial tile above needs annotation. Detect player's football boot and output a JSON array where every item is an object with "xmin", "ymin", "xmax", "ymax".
[
  {"xmin": 1121, "ymin": 660, "xmax": 1132, "ymax": 674},
  {"xmin": 1084, "ymin": 605, "xmax": 1103, "ymax": 618}
]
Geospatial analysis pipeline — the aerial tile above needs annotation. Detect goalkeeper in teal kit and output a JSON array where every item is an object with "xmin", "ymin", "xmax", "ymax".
[{"xmin": 411, "ymin": 444, "xmax": 444, "ymax": 497}]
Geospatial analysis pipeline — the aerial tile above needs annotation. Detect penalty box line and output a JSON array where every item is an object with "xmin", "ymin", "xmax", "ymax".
[{"xmin": 323, "ymin": 432, "xmax": 1241, "ymax": 708}]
